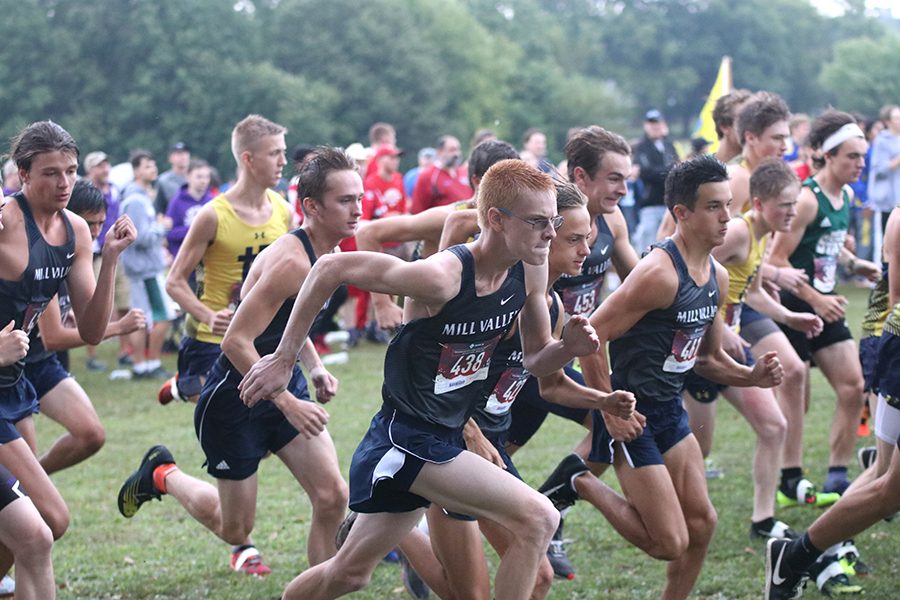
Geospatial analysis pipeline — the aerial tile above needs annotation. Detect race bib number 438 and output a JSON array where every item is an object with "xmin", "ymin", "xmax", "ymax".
[{"xmin": 434, "ymin": 337, "xmax": 500, "ymax": 395}]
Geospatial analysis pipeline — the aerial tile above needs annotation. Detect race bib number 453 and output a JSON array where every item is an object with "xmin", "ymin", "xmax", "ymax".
[
  {"xmin": 434, "ymin": 337, "xmax": 500, "ymax": 395},
  {"xmin": 663, "ymin": 326, "xmax": 707, "ymax": 373}
]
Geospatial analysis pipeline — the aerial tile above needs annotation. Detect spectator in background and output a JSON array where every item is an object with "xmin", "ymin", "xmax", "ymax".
[
  {"xmin": 688, "ymin": 137, "xmax": 710, "ymax": 159},
  {"xmin": 403, "ymin": 146, "xmax": 436, "ymax": 198},
  {"xmin": 155, "ymin": 142, "xmax": 190, "ymax": 215},
  {"xmin": 83, "ymin": 151, "xmax": 127, "ymax": 370},
  {"xmin": 783, "ymin": 113, "xmax": 810, "ymax": 163},
  {"xmin": 120, "ymin": 150, "xmax": 174, "ymax": 379},
  {"xmin": 852, "ymin": 117, "xmax": 886, "ymax": 265},
  {"xmin": 166, "ymin": 159, "xmax": 213, "ymax": 261},
  {"xmin": 1, "ymin": 160, "xmax": 20, "ymax": 195},
  {"xmin": 411, "ymin": 134, "xmax": 471, "ymax": 213},
  {"xmin": 522, "ymin": 127, "xmax": 553, "ymax": 172},
  {"xmin": 632, "ymin": 109, "xmax": 679, "ymax": 254},
  {"xmin": 365, "ymin": 122, "xmax": 397, "ymax": 179},
  {"xmin": 869, "ymin": 104, "xmax": 900, "ymax": 256}
]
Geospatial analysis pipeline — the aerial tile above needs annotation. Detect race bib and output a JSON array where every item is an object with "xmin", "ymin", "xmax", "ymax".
[
  {"xmin": 813, "ymin": 256, "xmax": 837, "ymax": 293},
  {"xmin": 434, "ymin": 337, "xmax": 500, "ymax": 395},
  {"xmin": 21, "ymin": 301, "xmax": 50, "ymax": 334},
  {"xmin": 561, "ymin": 279, "xmax": 602, "ymax": 317},
  {"xmin": 483, "ymin": 367, "xmax": 530, "ymax": 415},
  {"xmin": 662, "ymin": 326, "xmax": 707, "ymax": 373},
  {"xmin": 723, "ymin": 303, "xmax": 742, "ymax": 332}
]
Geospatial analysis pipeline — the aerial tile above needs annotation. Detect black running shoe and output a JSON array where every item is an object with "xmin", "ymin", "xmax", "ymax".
[
  {"xmin": 547, "ymin": 519, "xmax": 576, "ymax": 580},
  {"xmin": 538, "ymin": 454, "xmax": 589, "ymax": 511},
  {"xmin": 857, "ymin": 447, "xmax": 876, "ymax": 471},
  {"xmin": 117, "ymin": 445, "xmax": 175, "ymax": 518},
  {"xmin": 765, "ymin": 538, "xmax": 807, "ymax": 600},
  {"xmin": 398, "ymin": 549, "xmax": 431, "ymax": 599},
  {"xmin": 335, "ymin": 511, "xmax": 358, "ymax": 550},
  {"xmin": 751, "ymin": 520, "xmax": 800, "ymax": 542}
]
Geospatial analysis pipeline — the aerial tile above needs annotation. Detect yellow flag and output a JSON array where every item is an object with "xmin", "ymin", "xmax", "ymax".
[{"xmin": 692, "ymin": 56, "xmax": 732, "ymax": 154}]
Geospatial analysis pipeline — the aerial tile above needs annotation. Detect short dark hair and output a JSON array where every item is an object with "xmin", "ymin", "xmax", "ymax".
[
  {"xmin": 750, "ymin": 158, "xmax": 799, "ymax": 201},
  {"xmin": 296, "ymin": 146, "xmax": 356, "ymax": 209},
  {"xmin": 436, "ymin": 135, "xmax": 458, "ymax": 150},
  {"xmin": 555, "ymin": 179, "xmax": 587, "ymax": 212},
  {"xmin": 808, "ymin": 109, "xmax": 858, "ymax": 169},
  {"xmin": 368, "ymin": 122, "xmax": 395, "ymax": 145},
  {"xmin": 522, "ymin": 127, "xmax": 544, "ymax": 146},
  {"xmin": 10, "ymin": 121, "xmax": 79, "ymax": 172},
  {"xmin": 468, "ymin": 139, "xmax": 519, "ymax": 187},
  {"xmin": 736, "ymin": 92, "xmax": 791, "ymax": 145},
  {"xmin": 712, "ymin": 89, "xmax": 752, "ymax": 140},
  {"xmin": 564, "ymin": 126, "xmax": 631, "ymax": 181},
  {"xmin": 469, "ymin": 129, "xmax": 496, "ymax": 151},
  {"xmin": 664, "ymin": 154, "xmax": 728, "ymax": 215},
  {"xmin": 67, "ymin": 179, "xmax": 107, "ymax": 216},
  {"xmin": 129, "ymin": 149, "xmax": 154, "ymax": 169}
]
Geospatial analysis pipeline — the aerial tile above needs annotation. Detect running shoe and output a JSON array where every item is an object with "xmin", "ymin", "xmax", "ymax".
[
  {"xmin": 157, "ymin": 375, "xmax": 179, "ymax": 405},
  {"xmin": 547, "ymin": 520, "xmax": 575, "ymax": 580},
  {"xmin": 335, "ymin": 510, "xmax": 358, "ymax": 550},
  {"xmin": 117, "ymin": 445, "xmax": 175, "ymax": 518},
  {"xmin": 856, "ymin": 447, "xmax": 876, "ymax": 471},
  {"xmin": 776, "ymin": 478, "xmax": 839, "ymax": 508},
  {"xmin": 230, "ymin": 545, "xmax": 272, "ymax": 577},
  {"xmin": 538, "ymin": 454, "xmax": 589, "ymax": 511},
  {"xmin": 751, "ymin": 520, "xmax": 800, "ymax": 541},
  {"xmin": 765, "ymin": 538, "xmax": 807, "ymax": 600},
  {"xmin": 836, "ymin": 540, "xmax": 871, "ymax": 577},
  {"xmin": 85, "ymin": 357, "xmax": 107, "ymax": 371},
  {"xmin": 398, "ymin": 549, "xmax": 430, "ymax": 599},
  {"xmin": 811, "ymin": 556, "xmax": 862, "ymax": 596}
]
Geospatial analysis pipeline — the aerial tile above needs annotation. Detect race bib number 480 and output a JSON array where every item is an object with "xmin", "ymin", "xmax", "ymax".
[
  {"xmin": 483, "ymin": 367, "xmax": 530, "ymax": 415},
  {"xmin": 434, "ymin": 337, "xmax": 500, "ymax": 395},
  {"xmin": 662, "ymin": 326, "xmax": 707, "ymax": 373}
]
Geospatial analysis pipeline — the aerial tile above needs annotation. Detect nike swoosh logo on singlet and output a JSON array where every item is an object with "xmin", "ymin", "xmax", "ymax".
[
  {"xmin": 600, "ymin": 245, "xmax": 609, "ymax": 254},
  {"xmin": 66, "ymin": 252, "xmax": 76, "ymax": 259},
  {"xmin": 500, "ymin": 295, "xmax": 515, "ymax": 305},
  {"xmin": 708, "ymin": 289, "xmax": 716, "ymax": 297}
]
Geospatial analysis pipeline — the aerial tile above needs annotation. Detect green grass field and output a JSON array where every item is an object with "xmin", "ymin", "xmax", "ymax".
[{"xmin": 36, "ymin": 285, "xmax": 898, "ymax": 599}]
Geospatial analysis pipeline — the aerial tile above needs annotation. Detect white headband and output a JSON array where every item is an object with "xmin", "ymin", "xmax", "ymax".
[{"xmin": 821, "ymin": 123, "xmax": 865, "ymax": 154}]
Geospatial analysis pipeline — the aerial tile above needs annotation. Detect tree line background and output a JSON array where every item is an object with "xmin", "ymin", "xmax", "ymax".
[{"xmin": 2, "ymin": 0, "xmax": 898, "ymax": 175}]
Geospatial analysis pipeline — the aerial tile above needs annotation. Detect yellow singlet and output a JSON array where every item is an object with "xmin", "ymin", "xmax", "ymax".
[{"xmin": 722, "ymin": 213, "xmax": 768, "ymax": 332}]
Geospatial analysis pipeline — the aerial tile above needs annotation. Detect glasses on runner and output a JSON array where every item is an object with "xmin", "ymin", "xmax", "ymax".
[{"xmin": 497, "ymin": 207, "xmax": 564, "ymax": 231}]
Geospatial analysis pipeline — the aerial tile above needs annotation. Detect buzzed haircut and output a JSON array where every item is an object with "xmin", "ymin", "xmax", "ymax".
[
  {"xmin": 468, "ymin": 139, "xmax": 519, "ymax": 187},
  {"xmin": 736, "ymin": 91, "xmax": 791, "ymax": 145},
  {"xmin": 564, "ymin": 126, "xmax": 631, "ymax": 182},
  {"xmin": 477, "ymin": 159, "xmax": 555, "ymax": 228},
  {"xmin": 368, "ymin": 122, "xmax": 395, "ymax": 145},
  {"xmin": 664, "ymin": 154, "xmax": 728, "ymax": 216},
  {"xmin": 129, "ymin": 149, "xmax": 154, "ymax": 169},
  {"xmin": 712, "ymin": 89, "xmax": 752, "ymax": 140},
  {"xmin": 67, "ymin": 179, "xmax": 107, "ymax": 216},
  {"xmin": 10, "ymin": 120, "xmax": 79, "ymax": 172},
  {"xmin": 436, "ymin": 135, "xmax": 457, "ymax": 150},
  {"xmin": 750, "ymin": 158, "xmax": 799, "ymax": 201},
  {"xmin": 230, "ymin": 114, "xmax": 287, "ymax": 164},
  {"xmin": 296, "ymin": 146, "xmax": 356, "ymax": 212},
  {"xmin": 808, "ymin": 109, "xmax": 858, "ymax": 168}
]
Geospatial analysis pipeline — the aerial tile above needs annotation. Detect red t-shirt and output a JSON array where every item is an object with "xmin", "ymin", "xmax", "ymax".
[
  {"xmin": 363, "ymin": 172, "xmax": 407, "ymax": 219},
  {"xmin": 411, "ymin": 165, "xmax": 472, "ymax": 214}
]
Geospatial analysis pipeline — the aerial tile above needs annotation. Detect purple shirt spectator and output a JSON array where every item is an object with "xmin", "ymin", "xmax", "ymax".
[{"xmin": 165, "ymin": 183, "xmax": 212, "ymax": 258}]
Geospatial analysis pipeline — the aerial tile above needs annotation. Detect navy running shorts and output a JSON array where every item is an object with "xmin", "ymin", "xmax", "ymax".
[
  {"xmin": 195, "ymin": 356, "xmax": 307, "ymax": 481},
  {"xmin": 873, "ymin": 333, "xmax": 900, "ymax": 407},
  {"xmin": 739, "ymin": 305, "xmax": 781, "ymax": 346},
  {"xmin": 348, "ymin": 404, "xmax": 465, "ymax": 514},
  {"xmin": 0, "ymin": 377, "xmax": 38, "ymax": 443},
  {"xmin": 0, "ymin": 465, "xmax": 26, "ymax": 512},
  {"xmin": 177, "ymin": 337, "xmax": 222, "ymax": 397},
  {"xmin": 682, "ymin": 345, "xmax": 753, "ymax": 404},
  {"xmin": 589, "ymin": 397, "xmax": 692, "ymax": 468},
  {"xmin": 24, "ymin": 353, "xmax": 71, "ymax": 401},
  {"xmin": 859, "ymin": 335, "xmax": 881, "ymax": 394}
]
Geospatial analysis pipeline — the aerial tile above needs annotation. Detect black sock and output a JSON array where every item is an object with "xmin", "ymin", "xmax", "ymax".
[
  {"xmin": 785, "ymin": 532, "xmax": 823, "ymax": 573},
  {"xmin": 752, "ymin": 517, "xmax": 775, "ymax": 532},
  {"xmin": 780, "ymin": 467, "xmax": 802, "ymax": 495},
  {"xmin": 827, "ymin": 465, "xmax": 848, "ymax": 476}
]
